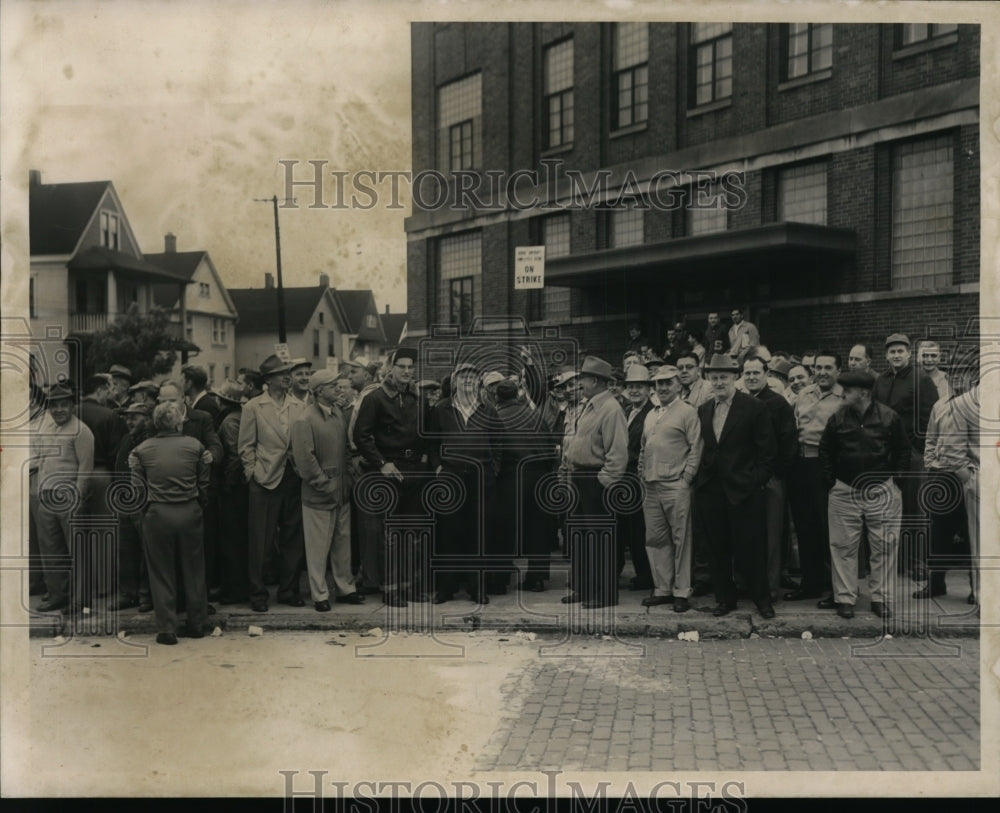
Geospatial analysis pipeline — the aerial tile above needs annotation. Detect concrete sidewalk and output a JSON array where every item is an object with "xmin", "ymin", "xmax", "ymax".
[{"xmin": 26, "ymin": 565, "xmax": 979, "ymax": 639}]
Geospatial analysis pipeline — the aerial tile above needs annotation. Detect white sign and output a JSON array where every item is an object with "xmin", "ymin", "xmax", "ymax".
[
  {"xmin": 274, "ymin": 343, "xmax": 291, "ymax": 363},
  {"xmin": 325, "ymin": 356, "xmax": 339, "ymax": 371},
  {"xmin": 514, "ymin": 246, "xmax": 545, "ymax": 290}
]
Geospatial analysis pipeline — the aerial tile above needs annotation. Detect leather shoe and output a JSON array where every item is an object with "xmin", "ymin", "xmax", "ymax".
[
  {"xmin": 37, "ymin": 598, "xmax": 68, "ymax": 612},
  {"xmin": 780, "ymin": 576, "xmax": 800, "ymax": 590},
  {"xmin": 837, "ymin": 603, "xmax": 855, "ymax": 619},
  {"xmin": 561, "ymin": 593, "xmax": 582, "ymax": 604},
  {"xmin": 691, "ymin": 583, "xmax": 712, "ymax": 597},
  {"xmin": 251, "ymin": 600, "xmax": 269, "ymax": 613},
  {"xmin": 156, "ymin": 633, "xmax": 178, "ymax": 645},
  {"xmin": 582, "ymin": 600, "xmax": 617, "ymax": 609},
  {"xmin": 432, "ymin": 592, "xmax": 453, "ymax": 604},
  {"xmin": 110, "ymin": 595, "xmax": 139, "ymax": 611},
  {"xmin": 178, "ymin": 626, "xmax": 205, "ymax": 639},
  {"xmin": 335, "ymin": 593, "xmax": 365, "ymax": 605},
  {"xmin": 712, "ymin": 603, "xmax": 736, "ymax": 617},
  {"xmin": 277, "ymin": 596, "xmax": 306, "ymax": 607},
  {"xmin": 816, "ymin": 596, "xmax": 837, "ymax": 610},
  {"xmin": 870, "ymin": 601, "xmax": 892, "ymax": 619},
  {"xmin": 384, "ymin": 591, "xmax": 407, "ymax": 607},
  {"xmin": 138, "ymin": 602, "xmax": 154, "ymax": 613},
  {"xmin": 519, "ymin": 581, "xmax": 545, "ymax": 593},
  {"xmin": 784, "ymin": 588, "xmax": 823, "ymax": 601},
  {"xmin": 314, "ymin": 600, "xmax": 331, "ymax": 612},
  {"xmin": 673, "ymin": 597, "xmax": 690, "ymax": 613},
  {"xmin": 912, "ymin": 586, "xmax": 946, "ymax": 599},
  {"xmin": 642, "ymin": 595, "xmax": 673, "ymax": 607},
  {"xmin": 757, "ymin": 604, "xmax": 775, "ymax": 619}
]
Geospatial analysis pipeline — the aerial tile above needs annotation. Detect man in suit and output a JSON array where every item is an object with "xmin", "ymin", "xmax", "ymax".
[
  {"xmin": 620, "ymin": 364, "xmax": 655, "ymax": 591},
  {"xmin": 214, "ymin": 381, "xmax": 250, "ymax": 605},
  {"xmin": 693, "ymin": 353, "xmax": 776, "ymax": 618},
  {"xmin": 237, "ymin": 355, "xmax": 307, "ymax": 611},
  {"xmin": 183, "ymin": 365, "xmax": 221, "ymax": 422}
]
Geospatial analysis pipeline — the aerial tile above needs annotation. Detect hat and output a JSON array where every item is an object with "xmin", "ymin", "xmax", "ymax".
[
  {"xmin": 344, "ymin": 357, "xmax": 380, "ymax": 379},
  {"xmin": 259, "ymin": 355, "xmax": 293, "ymax": 376},
  {"xmin": 651, "ymin": 365, "xmax": 680, "ymax": 382},
  {"xmin": 481, "ymin": 371, "xmax": 505, "ymax": 388},
  {"xmin": 838, "ymin": 370, "xmax": 876, "ymax": 390},
  {"xmin": 45, "ymin": 383, "xmax": 74, "ymax": 402},
  {"xmin": 579, "ymin": 356, "xmax": 613, "ymax": 381},
  {"xmin": 122, "ymin": 402, "xmax": 152, "ymax": 416},
  {"xmin": 624, "ymin": 365, "xmax": 650, "ymax": 384},
  {"xmin": 213, "ymin": 380, "xmax": 245, "ymax": 405},
  {"xmin": 418, "ymin": 379, "xmax": 441, "ymax": 390},
  {"xmin": 108, "ymin": 364, "xmax": 133, "ymax": 383},
  {"xmin": 611, "ymin": 367, "xmax": 626, "ymax": 383},
  {"xmin": 308, "ymin": 369, "xmax": 339, "ymax": 391},
  {"xmin": 495, "ymin": 380, "xmax": 519, "ymax": 401},
  {"xmin": 884, "ymin": 333, "xmax": 910, "ymax": 348},
  {"xmin": 453, "ymin": 361, "xmax": 479, "ymax": 376},
  {"xmin": 289, "ymin": 358, "xmax": 313, "ymax": 372},
  {"xmin": 91, "ymin": 372, "xmax": 114, "ymax": 386},
  {"xmin": 392, "ymin": 347, "xmax": 417, "ymax": 365},
  {"xmin": 552, "ymin": 369, "xmax": 577, "ymax": 388},
  {"xmin": 704, "ymin": 353, "xmax": 740, "ymax": 374},
  {"xmin": 769, "ymin": 359, "xmax": 793, "ymax": 380},
  {"xmin": 645, "ymin": 355, "xmax": 665, "ymax": 366},
  {"xmin": 128, "ymin": 379, "xmax": 159, "ymax": 395}
]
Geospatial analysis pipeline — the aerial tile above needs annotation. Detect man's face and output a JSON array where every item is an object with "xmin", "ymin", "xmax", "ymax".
[
  {"xmin": 292, "ymin": 368, "xmax": 311, "ymax": 391},
  {"xmin": 183, "ymin": 377, "xmax": 196, "ymax": 398},
  {"xmin": 707, "ymin": 313, "xmax": 719, "ymax": 328},
  {"xmin": 666, "ymin": 330, "xmax": 676, "ymax": 344},
  {"xmin": 787, "ymin": 366, "xmax": 809, "ymax": 394},
  {"xmin": 124, "ymin": 413, "xmax": 150, "ymax": 435},
  {"xmin": 110, "ymin": 377, "xmax": 128, "ymax": 401},
  {"xmin": 608, "ymin": 381, "xmax": 622, "ymax": 397},
  {"xmin": 158, "ymin": 384, "xmax": 184, "ymax": 406},
  {"xmin": 578, "ymin": 374, "xmax": 601, "ymax": 400},
  {"xmin": 655, "ymin": 376, "xmax": 681, "ymax": 404},
  {"xmin": 842, "ymin": 386, "xmax": 868, "ymax": 412},
  {"xmin": 424, "ymin": 387, "xmax": 441, "ymax": 408},
  {"xmin": 742, "ymin": 360, "xmax": 767, "ymax": 394},
  {"xmin": 392, "ymin": 357, "xmax": 415, "ymax": 386},
  {"xmin": 93, "ymin": 384, "xmax": 111, "ymax": 406},
  {"xmin": 623, "ymin": 355, "xmax": 641, "ymax": 371},
  {"xmin": 48, "ymin": 398, "xmax": 73, "ymax": 426},
  {"xmin": 565, "ymin": 378, "xmax": 582, "ymax": 404},
  {"xmin": 676, "ymin": 358, "xmax": 699, "ymax": 386},
  {"xmin": 919, "ymin": 344, "xmax": 940, "ymax": 373},
  {"xmin": 347, "ymin": 366, "xmax": 368, "ymax": 390},
  {"xmin": 551, "ymin": 382, "xmax": 568, "ymax": 404},
  {"xmin": 731, "ymin": 310, "xmax": 743, "ymax": 325},
  {"xmin": 886, "ymin": 343, "xmax": 910, "ymax": 371},
  {"xmin": 812, "ymin": 356, "xmax": 839, "ymax": 392},
  {"xmin": 629, "ymin": 327, "xmax": 640, "ymax": 340},
  {"xmin": 848, "ymin": 346, "xmax": 871, "ymax": 371},
  {"xmin": 625, "ymin": 382, "xmax": 650, "ymax": 407},
  {"xmin": 707, "ymin": 371, "xmax": 737, "ymax": 400},
  {"xmin": 335, "ymin": 380, "xmax": 355, "ymax": 408},
  {"xmin": 802, "ymin": 355, "xmax": 815, "ymax": 375},
  {"xmin": 314, "ymin": 381, "xmax": 339, "ymax": 407},
  {"xmin": 453, "ymin": 369, "xmax": 478, "ymax": 399},
  {"xmin": 265, "ymin": 372, "xmax": 290, "ymax": 395}
]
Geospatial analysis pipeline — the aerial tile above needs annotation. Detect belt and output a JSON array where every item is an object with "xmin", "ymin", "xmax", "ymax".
[
  {"xmin": 800, "ymin": 446, "xmax": 820, "ymax": 458},
  {"xmin": 387, "ymin": 449, "xmax": 417, "ymax": 461},
  {"xmin": 569, "ymin": 465, "xmax": 602, "ymax": 473}
]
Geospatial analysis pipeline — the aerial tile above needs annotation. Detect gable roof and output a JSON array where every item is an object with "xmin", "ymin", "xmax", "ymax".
[
  {"xmin": 30, "ymin": 180, "xmax": 111, "ymax": 255},
  {"xmin": 334, "ymin": 289, "xmax": 387, "ymax": 342},
  {"xmin": 381, "ymin": 313, "xmax": 409, "ymax": 346},
  {"xmin": 146, "ymin": 250, "xmax": 238, "ymax": 317},
  {"xmin": 228, "ymin": 285, "xmax": 333, "ymax": 334}
]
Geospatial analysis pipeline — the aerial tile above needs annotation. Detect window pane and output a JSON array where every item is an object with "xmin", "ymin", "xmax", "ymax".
[
  {"xmin": 611, "ymin": 206, "xmax": 644, "ymax": 248},
  {"xmin": 689, "ymin": 183, "xmax": 727, "ymax": 235},
  {"xmin": 778, "ymin": 162, "xmax": 828, "ymax": 225},
  {"xmin": 542, "ymin": 214, "xmax": 572, "ymax": 323},
  {"xmin": 438, "ymin": 232, "xmax": 482, "ymax": 326},
  {"xmin": 544, "ymin": 40, "xmax": 574, "ymax": 93},
  {"xmin": 691, "ymin": 22, "xmax": 732, "ymax": 43},
  {"xmin": 615, "ymin": 22, "xmax": 648, "ymax": 69}
]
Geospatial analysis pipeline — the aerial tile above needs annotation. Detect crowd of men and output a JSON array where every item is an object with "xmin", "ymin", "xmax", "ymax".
[{"xmin": 27, "ymin": 308, "xmax": 980, "ymax": 643}]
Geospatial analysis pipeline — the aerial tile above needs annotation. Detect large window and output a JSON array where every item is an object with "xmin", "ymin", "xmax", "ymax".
[
  {"xmin": 892, "ymin": 136, "xmax": 953, "ymax": 291},
  {"xmin": 610, "ymin": 205, "xmax": 644, "ymax": 248},
  {"xmin": 100, "ymin": 211, "xmax": 119, "ymax": 250},
  {"xmin": 438, "ymin": 232, "xmax": 481, "ymax": 330},
  {"xmin": 327, "ymin": 330, "xmax": 335, "ymax": 357},
  {"xmin": 313, "ymin": 329, "xmax": 320, "ymax": 357},
  {"xmin": 613, "ymin": 23, "xmax": 649, "ymax": 129},
  {"xmin": 544, "ymin": 39, "xmax": 574, "ymax": 149},
  {"xmin": 778, "ymin": 163, "xmax": 828, "ymax": 225},
  {"xmin": 782, "ymin": 23, "xmax": 832, "ymax": 80},
  {"xmin": 212, "ymin": 318, "xmax": 228, "ymax": 345},
  {"xmin": 688, "ymin": 183, "xmax": 727, "ymax": 235},
  {"xmin": 690, "ymin": 23, "xmax": 732, "ymax": 106},
  {"xmin": 898, "ymin": 23, "xmax": 958, "ymax": 47},
  {"xmin": 542, "ymin": 215, "xmax": 571, "ymax": 323},
  {"xmin": 437, "ymin": 73, "xmax": 482, "ymax": 172}
]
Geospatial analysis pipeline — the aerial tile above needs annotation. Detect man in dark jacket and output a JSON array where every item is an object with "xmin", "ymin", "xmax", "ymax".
[
  {"xmin": 620, "ymin": 364, "xmax": 655, "ymax": 591},
  {"xmin": 693, "ymin": 354, "xmax": 776, "ymax": 618},
  {"xmin": 214, "ymin": 381, "xmax": 250, "ymax": 605}
]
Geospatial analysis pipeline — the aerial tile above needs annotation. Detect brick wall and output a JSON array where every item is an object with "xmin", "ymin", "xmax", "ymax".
[{"xmin": 880, "ymin": 25, "xmax": 979, "ymax": 100}]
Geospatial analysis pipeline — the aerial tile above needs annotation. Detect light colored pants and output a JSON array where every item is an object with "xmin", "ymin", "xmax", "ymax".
[
  {"xmin": 642, "ymin": 480, "xmax": 692, "ymax": 598},
  {"xmin": 828, "ymin": 479, "xmax": 901, "ymax": 605},
  {"xmin": 302, "ymin": 502, "xmax": 354, "ymax": 602}
]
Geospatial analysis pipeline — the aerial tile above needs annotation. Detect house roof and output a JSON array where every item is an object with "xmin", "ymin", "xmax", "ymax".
[
  {"xmin": 381, "ymin": 313, "xmax": 408, "ymax": 346},
  {"xmin": 67, "ymin": 246, "xmax": 192, "ymax": 285},
  {"xmin": 147, "ymin": 251, "xmax": 207, "ymax": 307},
  {"xmin": 30, "ymin": 180, "xmax": 111, "ymax": 255},
  {"xmin": 334, "ymin": 289, "xmax": 387, "ymax": 342},
  {"xmin": 229, "ymin": 285, "xmax": 332, "ymax": 334}
]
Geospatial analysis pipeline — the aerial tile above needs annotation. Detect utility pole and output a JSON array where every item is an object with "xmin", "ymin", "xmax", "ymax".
[{"xmin": 255, "ymin": 195, "xmax": 294, "ymax": 343}]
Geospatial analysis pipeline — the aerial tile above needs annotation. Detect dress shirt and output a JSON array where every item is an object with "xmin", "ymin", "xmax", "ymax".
[
  {"xmin": 712, "ymin": 395, "xmax": 733, "ymax": 441},
  {"xmin": 794, "ymin": 383, "xmax": 844, "ymax": 449},
  {"xmin": 563, "ymin": 390, "xmax": 627, "ymax": 488},
  {"xmin": 924, "ymin": 389, "xmax": 979, "ymax": 472}
]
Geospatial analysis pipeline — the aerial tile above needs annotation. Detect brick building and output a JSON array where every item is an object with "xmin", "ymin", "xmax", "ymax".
[{"xmin": 405, "ymin": 22, "xmax": 979, "ymax": 365}]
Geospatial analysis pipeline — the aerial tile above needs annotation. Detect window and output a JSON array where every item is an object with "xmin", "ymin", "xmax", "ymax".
[
  {"xmin": 898, "ymin": 23, "xmax": 958, "ymax": 47},
  {"xmin": 778, "ymin": 163, "xmax": 828, "ymax": 225},
  {"xmin": 318, "ymin": 312, "xmax": 324, "ymax": 325},
  {"xmin": 690, "ymin": 23, "xmax": 733, "ymax": 106},
  {"xmin": 224, "ymin": 365, "xmax": 231, "ymax": 381},
  {"xmin": 783, "ymin": 23, "xmax": 832, "ymax": 80},
  {"xmin": 542, "ymin": 215, "xmax": 571, "ymax": 323},
  {"xmin": 437, "ymin": 73, "xmax": 481, "ymax": 172},
  {"xmin": 437, "ymin": 232, "xmax": 481, "ymax": 330},
  {"xmin": 688, "ymin": 182, "xmax": 727, "ymax": 235},
  {"xmin": 613, "ymin": 23, "xmax": 649, "ymax": 129},
  {"xmin": 544, "ymin": 39, "xmax": 574, "ymax": 149},
  {"xmin": 29, "ymin": 277, "xmax": 36, "ymax": 318},
  {"xmin": 313, "ymin": 329, "xmax": 320, "ymax": 357},
  {"xmin": 327, "ymin": 330, "xmax": 335, "ymax": 357},
  {"xmin": 892, "ymin": 135, "xmax": 953, "ymax": 291},
  {"xmin": 199, "ymin": 282, "xmax": 210, "ymax": 298},
  {"xmin": 610, "ymin": 205, "xmax": 644, "ymax": 248},
  {"xmin": 365, "ymin": 314, "xmax": 378, "ymax": 329},
  {"xmin": 185, "ymin": 313, "xmax": 193, "ymax": 341},
  {"xmin": 212, "ymin": 318, "xmax": 227, "ymax": 345},
  {"xmin": 208, "ymin": 364, "xmax": 216, "ymax": 385},
  {"xmin": 100, "ymin": 211, "xmax": 119, "ymax": 250}
]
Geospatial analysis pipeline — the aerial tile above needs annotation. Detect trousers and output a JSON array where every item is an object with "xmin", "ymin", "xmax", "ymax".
[
  {"xmin": 642, "ymin": 479, "xmax": 693, "ymax": 597},
  {"xmin": 143, "ymin": 500, "xmax": 207, "ymax": 634}
]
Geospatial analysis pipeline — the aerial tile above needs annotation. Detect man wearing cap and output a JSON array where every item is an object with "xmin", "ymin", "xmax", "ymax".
[
  {"xmin": 214, "ymin": 381, "xmax": 251, "ymax": 604},
  {"xmin": 608, "ymin": 368, "xmax": 628, "ymax": 411},
  {"xmin": 182, "ymin": 365, "xmax": 220, "ymax": 422},
  {"xmin": 289, "ymin": 358, "xmax": 313, "ymax": 404},
  {"xmin": 107, "ymin": 364, "xmax": 134, "ymax": 409},
  {"xmin": 352, "ymin": 347, "xmax": 427, "ymax": 606},
  {"xmin": 128, "ymin": 380, "xmax": 160, "ymax": 411},
  {"xmin": 561, "ymin": 356, "xmax": 628, "ymax": 609},
  {"xmin": 237, "ymin": 355, "xmax": 308, "ymax": 611},
  {"xmin": 620, "ymin": 364, "xmax": 655, "ymax": 591},
  {"xmin": 291, "ymin": 369, "xmax": 363, "ymax": 611},
  {"xmin": 676, "ymin": 352, "xmax": 712, "ymax": 409},
  {"xmin": 638, "ymin": 365, "xmax": 703, "ymax": 612},
  {"xmin": 819, "ymin": 369, "xmax": 908, "ymax": 619},
  {"xmin": 692, "ymin": 354, "xmax": 776, "ymax": 618},
  {"xmin": 34, "ymin": 383, "xmax": 95, "ymax": 612}
]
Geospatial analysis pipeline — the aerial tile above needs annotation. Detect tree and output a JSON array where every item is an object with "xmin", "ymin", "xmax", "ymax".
[{"xmin": 86, "ymin": 304, "xmax": 196, "ymax": 380}]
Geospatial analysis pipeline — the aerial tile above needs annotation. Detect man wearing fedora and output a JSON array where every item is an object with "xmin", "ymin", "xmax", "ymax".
[
  {"xmin": 693, "ymin": 353, "xmax": 776, "ymax": 618},
  {"xmin": 620, "ymin": 364, "xmax": 656, "ymax": 591},
  {"xmin": 215, "ymin": 381, "xmax": 251, "ymax": 605},
  {"xmin": 107, "ymin": 364, "xmax": 134, "ymax": 410},
  {"xmin": 238, "ymin": 355, "xmax": 308, "ymax": 612},
  {"xmin": 561, "ymin": 356, "xmax": 628, "ymax": 609},
  {"xmin": 638, "ymin": 365, "xmax": 703, "ymax": 612}
]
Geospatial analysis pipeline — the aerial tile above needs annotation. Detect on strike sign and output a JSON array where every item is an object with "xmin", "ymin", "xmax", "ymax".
[{"xmin": 514, "ymin": 246, "xmax": 545, "ymax": 289}]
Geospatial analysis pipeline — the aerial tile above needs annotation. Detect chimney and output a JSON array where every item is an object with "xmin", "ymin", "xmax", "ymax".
[
  {"xmin": 29, "ymin": 169, "xmax": 41, "ymax": 186},
  {"xmin": 319, "ymin": 273, "xmax": 330, "ymax": 288},
  {"xmin": 165, "ymin": 232, "xmax": 177, "ymax": 253},
  {"xmin": 385, "ymin": 304, "xmax": 390, "ymax": 314},
  {"xmin": 265, "ymin": 272, "xmax": 274, "ymax": 289}
]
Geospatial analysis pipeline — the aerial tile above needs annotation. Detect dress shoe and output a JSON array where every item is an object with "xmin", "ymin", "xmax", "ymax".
[
  {"xmin": 629, "ymin": 578, "xmax": 654, "ymax": 591},
  {"xmin": 431, "ymin": 592, "xmax": 453, "ymax": 604},
  {"xmin": 277, "ymin": 596, "xmax": 306, "ymax": 607},
  {"xmin": 519, "ymin": 580, "xmax": 545, "ymax": 593},
  {"xmin": 784, "ymin": 588, "xmax": 823, "ymax": 602},
  {"xmin": 691, "ymin": 583, "xmax": 712, "ymax": 597},
  {"xmin": 208, "ymin": 587, "xmax": 224, "ymax": 601},
  {"xmin": 757, "ymin": 604, "xmax": 775, "ymax": 619},
  {"xmin": 816, "ymin": 596, "xmax": 837, "ymax": 610},
  {"xmin": 582, "ymin": 600, "xmax": 617, "ymax": 609},
  {"xmin": 561, "ymin": 593, "xmax": 582, "ymax": 604},
  {"xmin": 642, "ymin": 595, "xmax": 673, "ymax": 607},
  {"xmin": 37, "ymin": 598, "xmax": 68, "ymax": 612},
  {"xmin": 250, "ymin": 600, "xmax": 269, "ymax": 613},
  {"xmin": 837, "ymin": 603, "xmax": 855, "ymax": 619},
  {"xmin": 178, "ymin": 626, "xmax": 205, "ymax": 639},
  {"xmin": 780, "ymin": 576, "xmax": 800, "ymax": 590},
  {"xmin": 314, "ymin": 600, "xmax": 331, "ymax": 612},
  {"xmin": 673, "ymin": 597, "xmax": 690, "ymax": 613},
  {"xmin": 912, "ymin": 586, "xmax": 946, "ymax": 600},
  {"xmin": 138, "ymin": 601, "xmax": 154, "ymax": 613},
  {"xmin": 109, "ymin": 596, "xmax": 139, "ymax": 611},
  {"xmin": 712, "ymin": 603, "xmax": 736, "ymax": 617},
  {"xmin": 870, "ymin": 601, "xmax": 892, "ymax": 619},
  {"xmin": 335, "ymin": 593, "xmax": 365, "ymax": 605},
  {"xmin": 206, "ymin": 604, "xmax": 216, "ymax": 615},
  {"xmin": 156, "ymin": 633, "xmax": 178, "ymax": 645},
  {"xmin": 384, "ymin": 591, "xmax": 407, "ymax": 607}
]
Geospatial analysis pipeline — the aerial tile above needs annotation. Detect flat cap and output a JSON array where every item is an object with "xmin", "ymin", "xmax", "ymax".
[
  {"xmin": 108, "ymin": 364, "xmax": 133, "ymax": 382},
  {"xmin": 128, "ymin": 379, "xmax": 159, "ymax": 395},
  {"xmin": 289, "ymin": 358, "xmax": 313, "ymax": 372},
  {"xmin": 122, "ymin": 402, "xmax": 152, "ymax": 416},
  {"xmin": 309, "ymin": 369, "xmax": 339, "ymax": 391},
  {"xmin": 482, "ymin": 371, "xmax": 505, "ymax": 388},
  {"xmin": 837, "ymin": 369, "xmax": 876, "ymax": 389},
  {"xmin": 651, "ymin": 365, "xmax": 680, "ymax": 381},
  {"xmin": 884, "ymin": 333, "xmax": 910, "ymax": 348}
]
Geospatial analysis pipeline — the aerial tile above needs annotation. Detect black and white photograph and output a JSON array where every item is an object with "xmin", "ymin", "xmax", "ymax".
[{"xmin": 1, "ymin": 0, "xmax": 996, "ymax": 802}]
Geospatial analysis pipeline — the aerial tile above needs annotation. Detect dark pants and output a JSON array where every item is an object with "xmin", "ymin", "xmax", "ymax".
[
  {"xmin": 925, "ymin": 469, "xmax": 971, "ymax": 593},
  {"xmin": 358, "ymin": 462, "xmax": 427, "ymax": 592},
  {"xmin": 118, "ymin": 512, "xmax": 151, "ymax": 603},
  {"xmin": 219, "ymin": 483, "xmax": 250, "ymax": 601},
  {"xmin": 694, "ymin": 480, "xmax": 769, "ymax": 607},
  {"xmin": 434, "ymin": 467, "xmax": 490, "ymax": 597},
  {"xmin": 617, "ymin": 507, "xmax": 652, "ymax": 587},
  {"xmin": 899, "ymin": 449, "xmax": 926, "ymax": 574},
  {"xmin": 247, "ymin": 466, "xmax": 305, "ymax": 604},
  {"xmin": 143, "ymin": 501, "xmax": 207, "ymax": 634},
  {"xmin": 567, "ymin": 471, "xmax": 618, "ymax": 605},
  {"xmin": 501, "ymin": 460, "xmax": 551, "ymax": 585},
  {"xmin": 202, "ymin": 487, "xmax": 220, "ymax": 589},
  {"xmin": 787, "ymin": 456, "xmax": 832, "ymax": 594},
  {"xmin": 28, "ymin": 473, "xmax": 46, "ymax": 594},
  {"xmin": 36, "ymin": 495, "xmax": 83, "ymax": 605}
]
